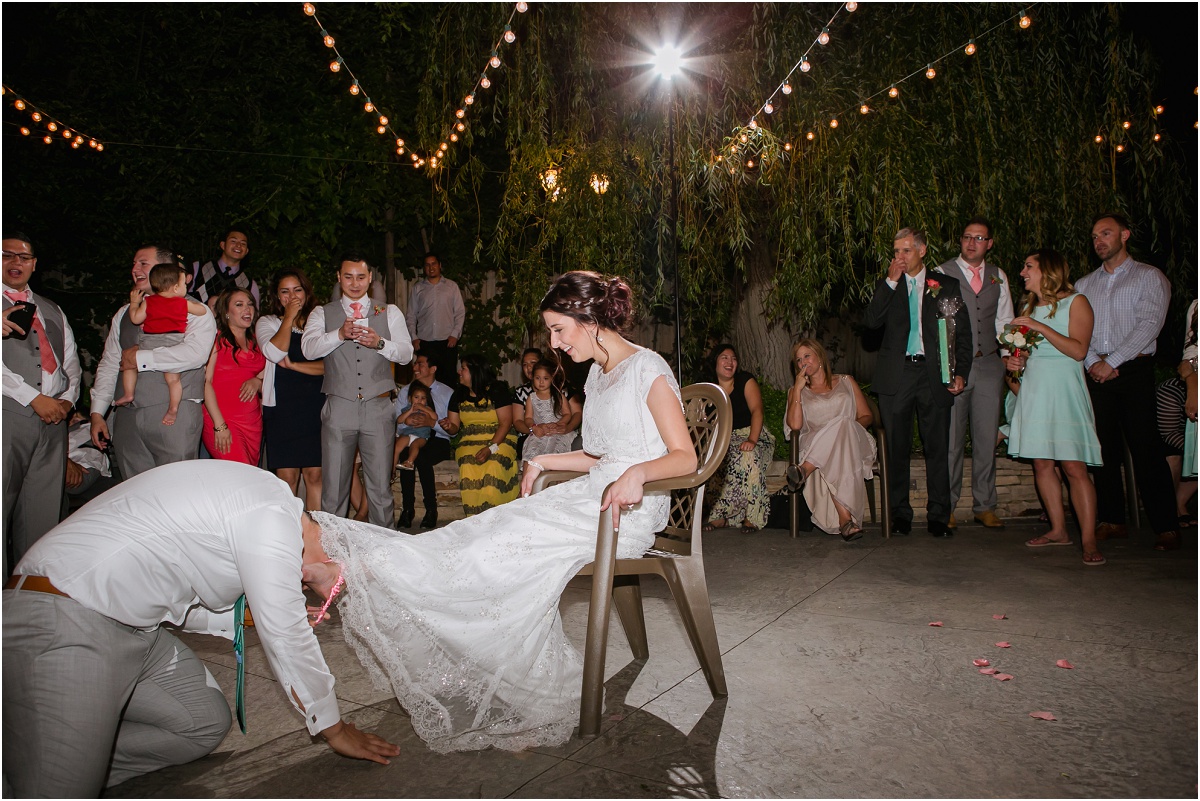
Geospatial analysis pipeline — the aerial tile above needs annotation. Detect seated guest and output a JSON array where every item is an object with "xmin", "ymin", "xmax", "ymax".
[
  {"xmin": 453, "ymin": 353, "xmax": 518, "ymax": 515},
  {"xmin": 784, "ymin": 339, "xmax": 877, "ymax": 541},
  {"xmin": 202, "ymin": 289, "xmax": 266, "ymax": 465},
  {"xmin": 522, "ymin": 359, "xmax": 581, "ymax": 463},
  {"xmin": 704, "ymin": 344, "xmax": 775, "ymax": 532},
  {"xmin": 393, "ymin": 382, "xmax": 435, "ymax": 472},
  {"xmin": 395, "ymin": 354, "xmax": 459, "ymax": 530},
  {"xmin": 1157, "ymin": 375, "xmax": 1198, "ymax": 530},
  {"xmin": 256, "ymin": 269, "xmax": 325, "ymax": 510},
  {"xmin": 511, "ymin": 347, "xmax": 544, "ymax": 458}
]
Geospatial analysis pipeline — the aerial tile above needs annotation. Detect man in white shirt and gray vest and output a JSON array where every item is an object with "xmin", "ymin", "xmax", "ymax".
[
  {"xmin": 406, "ymin": 251, "xmax": 465, "ymax": 382},
  {"xmin": 2, "ymin": 461, "xmax": 399, "ymax": 797},
  {"xmin": 89, "ymin": 243, "xmax": 217, "ymax": 480},
  {"xmin": 2, "ymin": 232, "xmax": 81, "ymax": 574},
  {"xmin": 303, "ymin": 254, "xmax": 413, "ymax": 527},
  {"xmin": 935, "ymin": 216, "xmax": 1014, "ymax": 529}
]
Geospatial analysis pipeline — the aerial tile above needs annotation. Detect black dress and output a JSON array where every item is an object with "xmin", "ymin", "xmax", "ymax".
[{"xmin": 263, "ymin": 329, "xmax": 324, "ymax": 470}]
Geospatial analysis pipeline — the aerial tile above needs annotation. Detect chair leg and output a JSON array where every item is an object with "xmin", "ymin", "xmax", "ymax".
[
  {"xmin": 612, "ymin": 576, "xmax": 648, "ymax": 660},
  {"xmin": 660, "ymin": 560, "xmax": 728, "ymax": 698},
  {"xmin": 579, "ymin": 517, "xmax": 620, "ymax": 739},
  {"xmin": 866, "ymin": 477, "xmax": 877, "ymax": 524}
]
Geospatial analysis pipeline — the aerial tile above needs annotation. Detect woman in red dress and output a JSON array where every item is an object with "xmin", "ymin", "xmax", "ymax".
[{"xmin": 202, "ymin": 289, "xmax": 267, "ymax": 465}]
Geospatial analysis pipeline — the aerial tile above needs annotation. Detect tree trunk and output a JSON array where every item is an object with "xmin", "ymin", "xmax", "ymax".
[{"xmin": 732, "ymin": 243, "xmax": 794, "ymax": 390}]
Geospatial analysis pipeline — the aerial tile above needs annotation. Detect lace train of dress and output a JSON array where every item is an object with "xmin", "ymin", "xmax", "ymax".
[{"xmin": 315, "ymin": 348, "xmax": 680, "ymax": 752}]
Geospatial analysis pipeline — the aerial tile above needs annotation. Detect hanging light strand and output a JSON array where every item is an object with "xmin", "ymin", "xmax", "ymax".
[
  {"xmin": 301, "ymin": 3, "xmax": 424, "ymax": 165},
  {"xmin": 748, "ymin": 4, "xmax": 851, "ymax": 129},
  {"xmin": 2, "ymin": 84, "xmax": 104, "ymax": 151}
]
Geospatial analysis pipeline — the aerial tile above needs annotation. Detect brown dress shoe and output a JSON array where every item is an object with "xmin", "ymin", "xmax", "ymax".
[
  {"xmin": 974, "ymin": 511, "xmax": 1004, "ymax": 528},
  {"xmin": 947, "ymin": 513, "xmax": 958, "ymax": 529},
  {"xmin": 1096, "ymin": 522, "xmax": 1128, "ymax": 540},
  {"xmin": 1153, "ymin": 530, "xmax": 1182, "ymax": 551}
]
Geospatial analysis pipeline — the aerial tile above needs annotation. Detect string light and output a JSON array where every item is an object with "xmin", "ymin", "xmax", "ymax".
[
  {"xmin": 1122, "ymin": 121, "xmax": 1130, "ymax": 129},
  {"xmin": 1094, "ymin": 134, "xmax": 1103, "ymax": 143},
  {"xmin": 42, "ymin": 135, "xmax": 52, "ymax": 144},
  {"xmin": 396, "ymin": 138, "xmax": 405, "ymax": 147},
  {"xmin": 378, "ymin": 115, "xmax": 388, "ymax": 125},
  {"xmin": 860, "ymin": 103, "xmax": 870, "ymax": 114},
  {"xmin": 46, "ymin": 122, "xmax": 58, "ymax": 131},
  {"xmin": 503, "ymin": 25, "xmax": 516, "ymax": 44},
  {"xmin": 746, "ymin": 158, "xmax": 755, "ymax": 168},
  {"xmin": 800, "ymin": 56, "xmax": 811, "ymax": 73},
  {"xmin": 329, "ymin": 59, "xmax": 341, "ymax": 72},
  {"xmin": 1115, "ymin": 144, "xmax": 1125, "ymax": 153},
  {"xmin": 456, "ymin": 108, "xmax": 466, "ymax": 118},
  {"xmin": 517, "ymin": 1, "xmax": 528, "ymax": 11},
  {"xmin": 829, "ymin": 118, "xmax": 838, "ymax": 128},
  {"xmin": 782, "ymin": 83, "xmax": 793, "ymax": 95},
  {"xmin": 376, "ymin": 125, "xmax": 386, "ymax": 134},
  {"xmin": 818, "ymin": 27, "xmax": 831, "ymax": 45},
  {"xmin": 481, "ymin": 75, "xmax": 491, "ymax": 89},
  {"xmin": 1155, "ymin": 105, "xmax": 1165, "ymax": 114},
  {"xmin": 806, "ymin": 131, "xmax": 814, "ymax": 140},
  {"xmin": 303, "ymin": 2, "xmax": 315, "ymax": 15},
  {"xmin": 489, "ymin": 51, "xmax": 501, "ymax": 69},
  {"xmin": 465, "ymin": 93, "xmax": 475, "ymax": 105},
  {"xmin": 1019, "ymin": 9, "xmax": 1031, "ymax": 28},
  {"xmin": 965, "ymin": 39, "xmax": 976, "ymax": 55},
  {"xmin": 783, "ymin": 142, "xmax": 793, "ymax": 151},
  {"xmin": 349, "ymin": 82, "xmax": 360, "ymax": 95},
  {"xmin": 322, "ymin": 32, "xmax": 335, "ymax": 48},
  {"xmin": 846, "ymin": 2, "xmax": 858, "ymax": 10},
  {"xmin": 925, "ymin": 64, "xmax": 936, "ymax": 79},
  {"xmin": 14, "ymin": 99, "xmax": 25, "ymax": 110},
  {"xmin": 1153, "ymin": 133, "xmax": 1161, "ymax": 142},
  {"xmin": 31, "ymin": 112, "xmax": 42, "ymax": 122},
  {"xmin": 450, "ymin": 133, "xmax": 459, "ymax": 142},
  {"xmin": 764, "ymin": 102, "xmax": 774, "ymax": 114},
  {"xmin": 364, "ymin": 101, "xmax": 375, "ymax": 113},
  {"xmin": 19, "ymin": 127, "xmax": 29, "ymax": 136},
  {"xmin": 455, "ymin": 122, "xmax": 465, "ymax": 131},
  {"xmin": 888, "ymin": 85, "xmax": 899, "ymax": 98}
]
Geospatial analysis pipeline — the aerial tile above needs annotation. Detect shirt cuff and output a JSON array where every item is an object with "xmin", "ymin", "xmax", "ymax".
[
  {"xmin": 136, "ymin": 349, "xmax": 157, "ymax": 372},
  {"xmin": 885, "ymin": 278, "xmax": 899, "ymax": 290},
  {"xmin": 304, "ymin": 690, "xmax": 342, "ymax": 736},
  {"xmin": 9, "ymin": 383, "xmax": 39, "ymax": 407}
]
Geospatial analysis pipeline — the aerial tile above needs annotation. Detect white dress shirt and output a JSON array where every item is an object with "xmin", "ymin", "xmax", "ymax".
[
  {"xmin": 90, "ymin": 304, "xmax": 218, "ymax": 416},
  {"xmin": 406, "ymin": 277, "xmax": 466, "ymax": 341},
  {"xmin": 17, "ymin": 461, "xmax": 341, "ymax": 735},
  {"xmin": 1075, "ymin": 256, "xmax": 1170, "ymax": 369},
  {"xmin": 886, "ymin": 267, "xmax": 927, "ymax": 355},
  {"xmin": 2, "ymin": 297, "xmax": 81, "ymax": 408},
  {"xmin": 301, "ymin": 295, "xmax": 413, "ymax": 365}
]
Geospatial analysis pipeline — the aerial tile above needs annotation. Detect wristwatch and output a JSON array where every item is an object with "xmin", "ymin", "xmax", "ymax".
[{"xmin": 375, "ymin": 338, "xmax": 386, "ymax": 351}]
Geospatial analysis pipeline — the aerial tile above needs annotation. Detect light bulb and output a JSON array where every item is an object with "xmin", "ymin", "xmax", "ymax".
[
  {"xmin": 411, "ymin": 153, "xmax": 418, "ymax": 161},
  {"xmin": 455, "ymin": 122, "xmax": 465, "ymax": 131},
  {"xmin": 43, "ymin": 135, "xmax": 52, "ymax": 144},
  {"xmin": 323, "ymin": 34, "xmax": 335, "ymax": 48},
  {"xmin": 889, "ymin": 85, "xmax": 899, "ymax": 98},
  {"xmin": 965, "ymin": 40, "xmax": 976, "ymax": 55},
  {"xmin": 396, "ymin": 147, "xmax": 405, "ymax": 155},
  {"xmin": 764, "ymin": 102, "xmax": 774, "ymax": 114},
  {"xmin": 349, "ymin": 82, "xmax": 360, "ymax": 95},
  {"xmin": 782, "ymin": 83, "xmax": 792, "ymax": 95},
  {"xmin": 63, "ymin": 129, "xmax": 73, "ymax": 138},
  {"xmin": 450, "ymin": 133, "xmax": 458, "ymax": 142},
  {"xmin": 1155, "ymin": 105, "xmax": 1165, "ymax": 114},
  {"xmin": 806, "ymin": 131, "xmax": 814, "ymax": 140},
  {"xmin": 329, "ymin": 60, "xmax": 341, "ymax": 72},
  {"xmin": 739, "ymin": 133, "xmax": 748, "ymax": 143},
  {"xmin": 1019, "ymin": 10, "xmax": 1031, "ymax": 28},
  {"xmin": 75, "ymin": 135, "xmax": 83, "ymax": 143},
  {"xmin": 440, "ymin": 142, "xmax": 448, "ymax": 150},
  {"xmin": 465, "ymin": 93, "xmax": 475, "ymax": 105},
  {"xmin": 480, "ymin": 75, "xmax": 492, "ymax": 89},
  {"xmin": 504, "ymin": 25, "xmax": 515, "ymax": 44},
  {"xmin": 71, "ymin": 141, "xmax": 80, "ymax": 149},
  {"xmin": 1094, "ymin": 134, "xmax": 1103, "ymax": 143},
  {"xmin": 89, "ymin": 139, "xmax": 97, "ymax": 147},
  {"xmin": 1153, "ymin": 133, "xmax": 1161, "ymax": 142},
  {"xmin": 746, "ymin": 158, "xmax": 755, "ymax": 168},
  {"xmin": 303, "ymin": 3, "xmax": 315, "ymax": 16},
  {"xmin": 14, "ymin": 99, "xmax": 25, "ymax": 110},
  {"xmin": 490, "ymin": 52, "xmax": 501, "ymax": 69},
  {"xmin": 19, "ymin": 127, "xmax": 29, "ymax": 136},
  {"xmin": 456, "ymin": 108, "xmax": 465, "ymax": 118},
  {"xmin": 378, "ymin": 115, "xmax": 388, "ymax": 125},
  {"xmin": 47, "ymin": 122, "xmax": 58, "ymax": 131},
  {"xmin": 800, "ymin": 56, "xmax": 810, "ymax": 73},
  {"xmin": 860, "ymin": 104, "xmax": 869, "ymax": 115},
  {"xmin": 376, "ymin": 125, "xmax": 386, "ymax": 134},
  {"xmin": 784, "ymin": 142, "xmax": 792, "ymax": 151},
  {"xmin": 925, "ymin": 64, "xmax": 936, "ymax": 79},
  {"xmin": 748, "ymin": 118, "xmax": 758, "ymax": 129},
  {"xmin": 31, "ymin": 112, "xmax": 41, "ymax": 121},
  {"xmin": 829, "ymin": 118, "xmax": 838, "ymax": 128},
  {"xmin": 818, "ymin": 27, "xmax": 830, "ymax": 45},
  {"xmin": 846, "ymin": 1, "xmax": 857, "ymax": 10},
  {"xmin": 1122, "ymin": 121, "xmax": 1130, "ymax": 129},
  {"xmin": 364, "ymin": 101, "xmax": 375, "ymax": 113},
  {"xmin": 95, "ymin": 143, "xmax": 104, "ymax": 151},
  {"xmin": 517, "ymin": 1, "xmax": 528, "ymax": 11},
  {"xmin": 1115, "ymin": 144, "xmax": 1125, "ymax": 153}
]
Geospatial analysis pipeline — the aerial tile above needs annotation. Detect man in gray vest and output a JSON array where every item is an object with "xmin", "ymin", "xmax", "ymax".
[
  {"xmin": 89, "ymin": 244, "xmax": 217, "ymax": 480},
  {"xmin": 2, "ymin": 232, "xmax": 81, "ymax": 574},
  {"xmin": 935, "ymin": 217, "xmax": 1013, "ymax": 529},
  {"xmin": 303, "ymin": 254, "xmax": 413, "ymax": 526}
]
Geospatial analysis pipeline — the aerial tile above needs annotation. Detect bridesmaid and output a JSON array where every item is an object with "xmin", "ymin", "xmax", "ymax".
[
  {"xmin": 202, "ymin": 289, "xmax": 267, "ymax": 465},
  {"xmin": 257, "ymin": 269, "xmax": 325, "ymax": 509},
  {"xmin": 1005, "ymin": 248, "xmax": 1104, "ymax": 566}
]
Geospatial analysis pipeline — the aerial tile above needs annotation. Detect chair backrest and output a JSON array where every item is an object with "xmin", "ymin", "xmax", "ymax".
[{"xmin": 653, "ymin": 382, "xmax": 732, "ymax": 552}]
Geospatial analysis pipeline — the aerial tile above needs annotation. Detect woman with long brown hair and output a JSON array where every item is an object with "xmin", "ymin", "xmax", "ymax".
[
  {"xmin": 1005, "ymin": 248, "xmax": 1104, "ymax": 565},
  {"xmin": 202, "ymin": 289, "xmax": 266, "ymax": 464}
]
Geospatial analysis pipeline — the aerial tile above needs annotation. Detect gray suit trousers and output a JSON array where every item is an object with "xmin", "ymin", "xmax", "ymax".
[
  {"xmin": 2, "ymin": 591, "xmax": 230, "ymax": 796},
  {"xmin": 321, "ymin": 394, "xmax": 396, "ymax": 527},
  {"xmin": 2, "ymin": 409, "xmax": 68, "ymax": 575},
  {"xmin": 948, "ymin": 353, "xmax": 1006, "ymax": 513},
  {"xmin": 111, "ymin": 401, "xmax": 203, "ymax": 480}
]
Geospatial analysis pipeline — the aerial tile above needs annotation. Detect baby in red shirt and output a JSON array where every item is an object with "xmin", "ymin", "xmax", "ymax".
[{"xmin": 115, "ymin": 262, "xmax": 209, "ymax": 425}]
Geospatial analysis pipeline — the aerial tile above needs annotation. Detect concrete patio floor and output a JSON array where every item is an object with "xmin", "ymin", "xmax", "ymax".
[{"xmin": 102, "ymin": 517, "xmax": 1197, "ymax": 799}]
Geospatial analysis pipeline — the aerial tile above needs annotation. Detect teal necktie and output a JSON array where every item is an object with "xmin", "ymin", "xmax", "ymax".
[
  {"xmin": 906, "ymin": 277, "xmax": 922, "ymax": 356},
  {"xmin": 233, "ymin": 594, "xmax": 247, "ymax": 734}
]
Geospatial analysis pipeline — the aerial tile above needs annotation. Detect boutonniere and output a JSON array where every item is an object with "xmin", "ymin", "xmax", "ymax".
[
  {"xmin": 990, "ymin": 275, "xmax": 1001, "ymax": 286},
  {"xmin": 926, "ymin": 278, "xmax": 942, "ymax": 298},
  {"xmin": 372, "ymin": 304, "xmax": 385, "ymax": 316}
]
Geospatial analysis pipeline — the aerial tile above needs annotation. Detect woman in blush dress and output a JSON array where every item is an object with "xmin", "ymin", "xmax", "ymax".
[
  {"xmin": 300, "ymin": 271, "xmax": 696, "ymax": 754},
  {"xmin": 1005, "ymin": 248, "xmax": 1103, "ymax": 566},
  {"xmin": 202, "ymin": 289, "xmax": 267, "ymax": 465},
  {"xmin": 784, "ymin": 339, "xmax": 877, "ymax": 541}
]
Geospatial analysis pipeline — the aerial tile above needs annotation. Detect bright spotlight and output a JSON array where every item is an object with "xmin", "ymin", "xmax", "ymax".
[{"xmin": 652, "ymin": 43, "xmax": 683, "ymax": 79}]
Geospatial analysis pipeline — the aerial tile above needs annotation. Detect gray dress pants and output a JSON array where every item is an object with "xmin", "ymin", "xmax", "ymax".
[
  {"xmin": 2, "ymin": 409, "xmax": 68, "ymax": 575},
  {"xmin": 2, "ymin": 590, "xmax": 231, "ymax": 796}
]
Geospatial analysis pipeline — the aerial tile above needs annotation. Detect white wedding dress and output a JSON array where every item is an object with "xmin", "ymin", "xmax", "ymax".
[{"xmin": 315, "ymin": 347, "xmax": 680, "ymax": 753}]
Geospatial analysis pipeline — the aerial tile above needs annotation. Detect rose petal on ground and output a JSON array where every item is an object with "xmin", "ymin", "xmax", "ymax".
[
  {"xmin": 973, "ymin": 658, "xmax": 990, "ymax": 667},
  {"xmin": 979, "ymin": 668, "xmax": 999, "ymax": 675},
  {"xmin": 929, "ymin": 621, "xmax": 944, "ymax": 627},
  {"xmin": 994, "ymin": 673, "xmax": 1014, "ymax": 681},
  {"xmin": 995, "ymin": 641, "xmax": 1011, "ymax": 648},
  {"xmin": 1029, "ymin": 711, "xmax": 1057, "ymax": 721},
  {"xmin": 1056, "ymin": 659, "xmax": 1075, "ymax": 669},
  {"xmin": 992, "ymin": 614, "xmax": 1007, "ymax": 620}
]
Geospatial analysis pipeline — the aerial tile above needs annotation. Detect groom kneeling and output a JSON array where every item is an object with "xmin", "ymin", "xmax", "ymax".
[{"xmin": 2, "ymin": 461, "xmax": 398, "ymax": 797}]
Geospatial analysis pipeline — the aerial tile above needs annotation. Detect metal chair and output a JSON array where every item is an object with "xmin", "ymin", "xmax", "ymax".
[
  {"xmin": 532, "ymin": 382, "xmax": 732, "ymax": 738},
  {"xmin": 788, "ymin": 394, "xmax": 891, "ymax": 539}
]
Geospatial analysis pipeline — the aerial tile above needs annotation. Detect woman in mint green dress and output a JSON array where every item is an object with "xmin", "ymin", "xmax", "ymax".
[{"xmin": 1006, "ymin": 248, "xmax": 1104, "ymax": 566}]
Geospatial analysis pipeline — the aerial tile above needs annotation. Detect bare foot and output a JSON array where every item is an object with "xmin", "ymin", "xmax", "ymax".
[
  {"xmin": 162, "ymin": 407, "xmax": 178, "ymax": 426},
  {"xmin": 113, "ymin": 394, "xmax": 135, "ymax": 407}
]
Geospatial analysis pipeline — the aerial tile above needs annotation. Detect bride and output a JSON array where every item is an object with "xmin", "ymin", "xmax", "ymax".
[{"xmin": 301, "ymin": 271, "xmax": 696, "ymax": 753}]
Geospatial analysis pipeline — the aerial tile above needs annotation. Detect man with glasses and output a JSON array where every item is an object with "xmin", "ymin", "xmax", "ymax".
[
  {"xmin": 935, "ymin": 217, "xmax": 1013, "ymax": 530},
  {"xmin": 2, "ymin": 232, "xmax": 81, "ymax": 573}
]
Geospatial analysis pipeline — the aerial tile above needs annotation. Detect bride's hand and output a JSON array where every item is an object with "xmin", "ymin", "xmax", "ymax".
[
  {"xmin": 600, "ymin": 465, "xmax": 647, "ymax": 533},
  {"xmin": 519, "ymin": 461, "xmax": 543, "ymax": 497}
]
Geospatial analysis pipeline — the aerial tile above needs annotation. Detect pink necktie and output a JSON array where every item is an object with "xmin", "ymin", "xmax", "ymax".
[
  {"xmin": 349, "ymin": 301, "xmax": 364, "ymax": 319},
  {"xmin": 4, "ymin": 289, "xmax": 58, "ymax": 374},
  {"xmin": 970, "ymin": 266, "xmax": 984, "ymax": 294}
]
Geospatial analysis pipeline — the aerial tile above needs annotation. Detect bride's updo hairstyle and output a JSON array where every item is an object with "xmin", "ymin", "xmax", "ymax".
[{"xmin": 539, "ymin": 271, "xmax": 634, "ymax": 334}]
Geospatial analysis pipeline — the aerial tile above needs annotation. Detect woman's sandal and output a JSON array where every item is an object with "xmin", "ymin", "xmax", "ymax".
[
  {"xmin": 1082, "ymin": 550, "xmax": 1107, "ymax": 566},
  {"xmin": 1025, "ymin": 535, "xmax": 1074, "ymax": 547},
  {"xmin": 839, "ymin": 521, "xmax": 863, "ymax": 542},
  {"xmin": 785, "ymin": 465, "xmax": 807, "ymax": 492},
  {"xmin": 702, "ymin": 518, "xmax": 727, "ymax": 532},
  {"xmin": 740, "ymin": 523, "xmax": 759, "ymax": 534}
]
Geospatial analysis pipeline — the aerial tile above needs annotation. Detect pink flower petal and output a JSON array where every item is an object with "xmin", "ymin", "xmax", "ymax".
[
  {"xmin": 992, "ymin": 614, "xmax": 1007, "ymax": 620},
  {"xmin": 993, "ymin": 673, "xmax": 1014, "ymax": 681},
  {"xmin": 979, "ymin": 667, "xmax": 999, "ymax": 675},
  {"xmin": 973, "ymin": 658, "xmax": 990, "ymax": 667},
  {"xmin": 995, "ymin": 641, "xmax": 1011, "ymax": 648},
  {"xmin": 928, "ymin": 621, "xmax": 944, "ymax": 627},
  {"xmin": 1029, "ymin": 711, "xmax": 1057, "ymax": 721},
  {"xmin": 1056, "ymin": 659, "xmax": 1075, "ymax": 669}
]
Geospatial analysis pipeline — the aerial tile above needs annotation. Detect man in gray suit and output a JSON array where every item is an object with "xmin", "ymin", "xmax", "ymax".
[
  {"xmin": 2, "ymin": 232, "xmax": 81, "ymax": 574},
  {"xmin": 303, "ymin": 254, "xmax": 413, "ymax": 526},
  {"xmin": 935, "ymin": 217, "xmax": 1014, "ymax": 529},
  {"xmin": 89, "ymin": 244, "xmax": 217, "ymax": 480}
]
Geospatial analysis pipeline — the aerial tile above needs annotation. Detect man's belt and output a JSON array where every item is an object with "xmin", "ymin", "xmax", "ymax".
[
  {"xmin": 4, "ymin": 575, "xmax": 70, "ymax": 597},
  {"xmin": 355, "ymin": 390, "xmax": 395, "ymax": 401}
]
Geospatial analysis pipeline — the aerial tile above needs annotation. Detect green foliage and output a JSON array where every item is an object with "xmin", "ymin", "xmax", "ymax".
[{"xmin": 757, "ymin": 380, "xmax": 791, "ymax": 461}]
